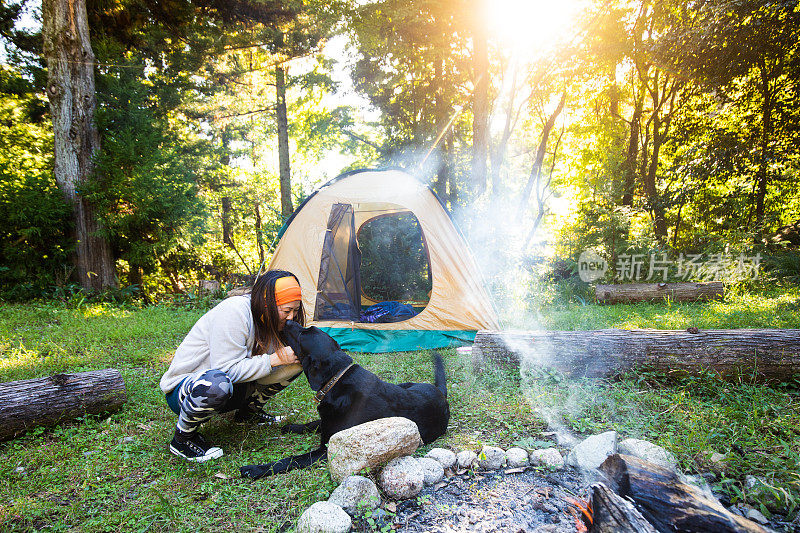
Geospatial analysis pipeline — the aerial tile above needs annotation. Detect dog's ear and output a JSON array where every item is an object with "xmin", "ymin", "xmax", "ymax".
[{"xmin": 301, "ymin": 354, "xmax": 329, "ymax": 391}]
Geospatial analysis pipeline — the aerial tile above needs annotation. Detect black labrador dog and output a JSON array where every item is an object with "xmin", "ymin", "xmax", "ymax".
[{"xmin": 240, "ymin": 320, "xmax": 450, "ymax": 479}]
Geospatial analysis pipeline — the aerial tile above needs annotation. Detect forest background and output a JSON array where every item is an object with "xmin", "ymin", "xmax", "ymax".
[{"xmin": 1, "ymin": 0, "xmax": 799, "ymax": 312}]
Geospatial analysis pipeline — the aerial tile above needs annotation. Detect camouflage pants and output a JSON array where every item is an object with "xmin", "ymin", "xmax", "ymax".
[{"xmin": 175, "ymin": 369, "xmax": 296, "ymax": 434}]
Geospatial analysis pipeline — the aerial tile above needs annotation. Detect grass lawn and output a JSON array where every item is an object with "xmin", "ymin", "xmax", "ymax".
[{"xmin": 1, "ymin": 287, "xmax": 799, "ymax": 531}]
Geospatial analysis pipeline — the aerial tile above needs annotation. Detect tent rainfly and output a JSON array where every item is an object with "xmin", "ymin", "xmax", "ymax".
[{"xmin": 268, "ymin": 168, "xmax": 500, "ymax": 352}]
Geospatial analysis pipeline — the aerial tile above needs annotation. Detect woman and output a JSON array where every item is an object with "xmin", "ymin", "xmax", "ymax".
[{"xmin": 160, "ymin": 270, "xmax": 305, "ymax": 462}]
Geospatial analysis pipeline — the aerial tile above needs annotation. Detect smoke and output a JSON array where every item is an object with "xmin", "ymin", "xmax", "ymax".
[{"xmin": 453, "ymin": 189, "xmax": 604, "ymax": 449}]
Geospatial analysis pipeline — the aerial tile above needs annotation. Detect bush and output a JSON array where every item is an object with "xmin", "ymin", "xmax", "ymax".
[{"xmin": 0, "ymin": 92, "xmax": 73, "ymax": 299}]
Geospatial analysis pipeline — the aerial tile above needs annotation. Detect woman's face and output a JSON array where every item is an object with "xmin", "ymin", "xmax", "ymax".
[{"xmin": 277, "ymin": 301, "xmax": 301, "ymax": 330}]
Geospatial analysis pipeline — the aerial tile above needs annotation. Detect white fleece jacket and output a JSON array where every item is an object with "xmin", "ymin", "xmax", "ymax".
[{"xmin": 159, "ymin": 295, "xmax": 301, "ymax": 394}]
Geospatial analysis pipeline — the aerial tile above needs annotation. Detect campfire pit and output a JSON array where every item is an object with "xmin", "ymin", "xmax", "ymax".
[{"xmin": 362, "ymin": 466, "xmax": 590, "ymax": 533}]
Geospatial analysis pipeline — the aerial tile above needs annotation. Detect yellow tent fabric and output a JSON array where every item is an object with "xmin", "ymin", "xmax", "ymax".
[{"xmin": 268, "ymin": 169, "xmax": 500, "ymax": 340}]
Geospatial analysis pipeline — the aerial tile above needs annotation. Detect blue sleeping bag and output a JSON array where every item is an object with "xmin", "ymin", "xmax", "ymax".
[{"xmin": 360, "ymin": 301, "xmax": 417, "ymax": 323}]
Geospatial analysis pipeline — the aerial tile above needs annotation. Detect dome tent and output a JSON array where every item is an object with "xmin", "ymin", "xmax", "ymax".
[{"xmin": 268, "ymin": 168, "xmax": 500, "ymax": 352}]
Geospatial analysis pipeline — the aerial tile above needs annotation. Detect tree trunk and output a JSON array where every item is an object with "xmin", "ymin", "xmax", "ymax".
[
  {"xmin": 672, "ymin": 199, "xmax": 684, "ymax": 248},
  {"xmin": 488, "ymin": 64, "xmax": 518, "ymax": 198},
  {"xmin": 517, "ymin": 92, "xmax": 566, "ymax": 218},
  {"xmin": 433, "ymin": 56, "xmax": 448, "ymax": 202},
  {"xmin": 598, "ymin": 454, "xmax": 770, "ymax": 533},
  {"xmin": 622, "ymin": 93, "xmax": 643, "ymax": 207},
  {"xmin": 644, "ymin": 112, "xmax": 668, "ymax": 244},
  {"xmin": 595, "ymin": 282, "xmax": 724, "ymax": 304},
  {"xmin": 254, "ymin": 200, "xmax": 265, "ymax": 267},
  {"xmin": 471, "ymin": 15, "xmax": 489, "ymax": 196},
  {"xmin": 0, "ymin": 369, "xmax": 127, "ymax": 441},
  {"xmin": 446, "ymin": 134, "xmax": 457, "ymax": 207},
  {"xmin": 472, "ymin": 328, "xmax": 800, "ymax": 383},
  {"xmin": 754, "ymin": 66, "xmax": 774, "ymax": 232},
  {"xmin": 523, "ymin": 126, "xmax": 564, "ymax": 250},
  {"xmin": 221, "ymin": 196, "xmax": 233, "ymax": 246},
  {"xmin": 276, "ymin": 66, "xmax": 293, "ymax": 218},
  {"xmin": 42, "ymin": 0, "xmax": 115, "ymax": 291}
]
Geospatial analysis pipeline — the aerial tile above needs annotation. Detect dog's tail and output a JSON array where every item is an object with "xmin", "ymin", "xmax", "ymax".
[{"xmin": 433, "ymin": 351, "xmax": 447, "ymax": 399}]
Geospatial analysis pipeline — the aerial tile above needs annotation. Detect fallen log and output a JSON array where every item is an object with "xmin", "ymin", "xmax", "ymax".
[
  {"xmin": 0, "ymin": 369, "xmax": 127, "ymax": 441},
  {"xmin": 595, "ymin": 282, "xmax": 724, "ymax": 304},
  {"xmin": 590, "ymin": 482, "xmax": 657, "ymax": 533},
  {"xmin": 598, "ymin": 454, "xmax": 769, "ymax": 533},
  {"xmin": 471, "ymin": 328, "xmax": 800, "ymax": 383}
]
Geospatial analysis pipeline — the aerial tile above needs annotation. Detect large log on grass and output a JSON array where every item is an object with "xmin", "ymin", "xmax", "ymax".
[
  {"xmin": 0, "ymin": 369, "xmax": 126, "ymax": 441},
  {"xmin": 595, "ymin": 282, "xmax": 724, "ymax": 304},
  {"xmin": 598, "ymin": 454, "xmax": 769, "ymax": 532},
  {"xmin": 472, "ymin": 328, "xmax": 800, "ymax": 383}
]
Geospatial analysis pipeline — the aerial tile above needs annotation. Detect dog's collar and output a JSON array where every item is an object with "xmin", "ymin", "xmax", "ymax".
[{"xmin": 314, "ymin": 363, "xmax": 355, "ymax": 403}]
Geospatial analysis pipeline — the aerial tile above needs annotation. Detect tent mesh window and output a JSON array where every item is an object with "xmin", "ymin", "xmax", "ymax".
[
  {"xmin": 357, "ymin": 211, "xmax": 432, "ymax": 310},
  {"xmin": 314, "ymin": 203, "xmax": 362, "ymax": 321}
]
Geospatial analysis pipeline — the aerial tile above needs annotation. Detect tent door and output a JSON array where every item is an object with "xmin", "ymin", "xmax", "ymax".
[{"xmin": 314, "ymin": 203, "xmax": 362, "ymax": 321}]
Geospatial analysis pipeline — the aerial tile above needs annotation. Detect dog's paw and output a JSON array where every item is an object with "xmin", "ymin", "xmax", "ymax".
[
  {"xmin": 240, "ymin": 465, "xmax": 267, "ymax": 479},
  {"xmin": 281, "ymin": 423, "xmax": 306, "ymax": 435}
]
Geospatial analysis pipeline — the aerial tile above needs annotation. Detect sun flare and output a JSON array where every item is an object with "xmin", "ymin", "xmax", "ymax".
[{"xmin": 485, "ymin": 0, "xmax": 586, "ymax": 59}]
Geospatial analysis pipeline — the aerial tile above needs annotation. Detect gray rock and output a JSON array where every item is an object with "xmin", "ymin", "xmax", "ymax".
[
  {"xmin": 456, "ymin": 450, "xmax": 477, "ymax": 469},
  {"xmin": 505, "ymin": 447, "xmax": 529, "ymax": 468},
  {"xmin": 296, "ymin": 501, "xmax": 352, "ymax": 533},
  {"xmin": 417, "ymin": 457, "xmax": 445, "ymax": 485},
  {"xmin": 425, "ymin": 448, "xmax": 457, "ymax": 469},
  {"xmin": 565, "ymin": 431, "xmax": 617, "ymax": 472},
  {"xmin": 529, "ymin": 448, "xmax": 564, "ymax": 469},
  {"xmin": 746, "ymin": 508, "xmax": 769, "ymax": 525},
  {"xmin": 327, "ymin": 475, "xmax": 380, "ymax": 515},
  {"xmin": 327, "ymin": 417, "xmax": 421, "ymax": 482},
  {"xmin": 729, "ymin": 504, "xmax": 747, "ymax": 517},
  {"xmin": 618, "ymin": 438, "xmax": 678, "ymax": 471},
  {"xmin": 478, "ymin": 446, "xmax": 506, "ymax": 470},
  {"xmin": 694, "ymin": 450, "xmax": 728, "ymax": 474},
  {"xmin": 120, "ymin": 436, "xmax": 135, "ymax": 444},
  {"xmin": 14, "ymin": 466, "xmax": 25, "ymax": 474},
  {"xmin": 379, "ymin": 456, "xmax": 424, "ymax": 500}
]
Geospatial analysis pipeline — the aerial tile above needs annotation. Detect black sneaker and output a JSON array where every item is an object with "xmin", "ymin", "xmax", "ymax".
[
  {"xmin": 234, "ymin": 409, "xmax": 285, "ymax": 426},
  {"xmin": 169, "ymin": 431, "xmax": 223, "ymax": 462}
]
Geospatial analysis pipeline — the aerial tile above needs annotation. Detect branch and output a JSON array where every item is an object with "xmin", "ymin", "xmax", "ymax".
[
  {"xmin": 216, "ymin": 106, "xmax": 276, "ymax": 119},
  {"xmin": 517, "ymin": 91, "xmax": 567, "ymax": 218},
  {"xmin": 340, "ymin": 129, "xmax": 381, "ymax": 150}
]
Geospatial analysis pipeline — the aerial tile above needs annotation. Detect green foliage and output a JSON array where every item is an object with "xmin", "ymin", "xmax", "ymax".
[
  {"xmin": 555, "ymin": 199, "xmax": 635, "ymax": 265},
  {"xmin": 763, "ymin": 250, "xmax": 800, "ymax": 285},
  {"xmin": 0, "ymin": 70, "xmax": 72, "ymax": 298},
  {"xmin": 359, "ymin": 213, "xmax": 432, "ymax": 302},
  {"xmin": 348, "ymin": 0, "xmax": 475, "ymax": 205}
]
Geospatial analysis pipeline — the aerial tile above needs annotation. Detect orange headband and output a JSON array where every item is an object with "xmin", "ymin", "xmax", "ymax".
[{"xmin": 273, "ymin": 276, "xmax": 302, "ymax": 306}]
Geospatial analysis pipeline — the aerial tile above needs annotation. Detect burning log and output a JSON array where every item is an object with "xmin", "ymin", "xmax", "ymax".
[
  {"xmin": 0, "ymin": 369, "xmax": 127, "ymax": 441},
  {"xmin": 598, "ymin": 454, "xmax": 769, "ymax": 533},
  {"xmin": 589, "ymin": 483, "xmax": 656, "ymax": 533},
  {"xmin": 472, "ymin": 328, "xmax": 800, "ymax": 383},
  {"xmin": 594, "ymin": 282, "xmax": 724, "ymax": 304}
]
